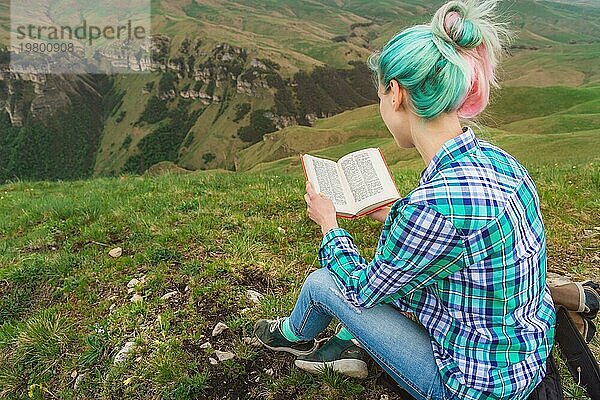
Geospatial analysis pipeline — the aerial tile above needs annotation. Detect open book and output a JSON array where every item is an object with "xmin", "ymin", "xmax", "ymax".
[{"xmin": 300, "ymin": 148, "xmax": 401, "ymax": 219}]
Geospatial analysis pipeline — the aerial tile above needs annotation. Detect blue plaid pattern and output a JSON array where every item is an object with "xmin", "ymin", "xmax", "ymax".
[{"xmin": 318, "ymin": 127, "xmax": 556, "ymax": 400}]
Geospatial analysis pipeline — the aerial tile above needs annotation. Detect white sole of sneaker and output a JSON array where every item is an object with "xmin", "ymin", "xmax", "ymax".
[
  {"xmin": 294, "ymin": 359, "xmax": 369, "ymax": 379},
  {"xmin": 256, "ymin": 338, "xmax": 316, "ymax": 356}
]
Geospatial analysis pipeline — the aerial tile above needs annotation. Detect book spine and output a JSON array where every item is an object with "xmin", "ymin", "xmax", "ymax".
[
  {"xmin": 377, "ymin": 147, "xmax": 400, "ymax": 195},
  {"xmin": 299, "ymin": 153, "xmax": 309, "ymax": 182}
]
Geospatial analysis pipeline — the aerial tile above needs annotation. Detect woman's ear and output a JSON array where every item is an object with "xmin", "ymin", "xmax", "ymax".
[{"xmin": 389, "ymin": 79, "xmax": 404, "ymax": 112}]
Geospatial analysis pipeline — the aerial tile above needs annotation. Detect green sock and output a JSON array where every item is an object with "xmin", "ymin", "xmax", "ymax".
[
  {"xmin": 335, "ymin": 326, "xmax": 354, "ymax": 341},
  {"xmin": 281, "ymin": 318, "xmax": 302, "ymax": 342}
]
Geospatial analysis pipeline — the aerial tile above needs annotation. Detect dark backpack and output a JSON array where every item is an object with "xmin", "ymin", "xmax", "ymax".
[
  {"xmin": 527, "ymin": 354, "xmax": 564, "ymax": 400},
  {"xmin": 555, "ymin": 305, "xmax": 600, "ymax": 400}
]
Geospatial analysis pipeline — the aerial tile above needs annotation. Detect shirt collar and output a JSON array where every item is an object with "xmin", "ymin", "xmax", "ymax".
[{"xmin": 419, "ymin": 126, "xmax": 479, "ymax": 185}]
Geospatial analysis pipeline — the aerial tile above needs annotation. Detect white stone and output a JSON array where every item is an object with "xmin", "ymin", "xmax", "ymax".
[
  {"xmin": 277, "ymin": 226, "xmax": 286, "ymax": 234},
  {"xmin": 109, "ymin": 247, "xmax": 123, "ymax": 258},
  {"xmin": 212, "ymin": 322, "xmax": 229, "ymax": 337},
  {"xmin": 74, "ymin": 372, "xmax": 86, "ymax": 390},
  {"xmin": 160, "ymin": 291, "xmax": 178, "ymax": 301},
  {"xmin": 215, "ymin": 350, "xmax": 235, "ymax": 362},
  {"xmin": 127, "ymin": 278, "xmax": 140, "ymax": 288},
  {"xmin": 130, "ymin": 294, "xmax": 143, "ymax": 302},
  {"xmin": 114, "ymin": 341, "xmax": 135, "ymax": 364},
  {"xmin": 246, "ymin": 289, "xmax": 263, "ymax": 304},
  {"xmin": 199, "ymin": 341, "xmax": 212, "ymax": 349},
  {"xmin": 264, "ymin": 368, "xmax": 274, "ymax": 376},
  {"xmin": 209, "ymin": 357, "xmax": 218, "ymax": 365}
]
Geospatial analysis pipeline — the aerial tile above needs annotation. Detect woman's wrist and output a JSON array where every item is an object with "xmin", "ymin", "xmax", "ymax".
[{"xmin": 321, "ymin": 221, "xmax": 339, "ymax": 236}]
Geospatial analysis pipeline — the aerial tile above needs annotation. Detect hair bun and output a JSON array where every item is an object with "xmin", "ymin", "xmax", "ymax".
[{"xmin": 432, "ymin": 1, "xmax": 483, "ymax": 49}]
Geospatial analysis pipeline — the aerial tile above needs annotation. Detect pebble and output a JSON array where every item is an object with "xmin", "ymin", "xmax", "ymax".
[
  {"xmin": 74, "ymin": 372, "xmax": 86, "ymax": 390},
  {"xmin": 127, "ymin": 278, "xmax": 140, "ymax": 288},
  {"xmin": 209, "ymin": 357, "xmax": 218, "ymax": 365},
  {"xmin": 109, "ymin": 247, "xmax": 123, "ymax": 258},
  {"xmin": 246, "ymin": 289, "xmax": 264, "ymax": 304},
  {"xmin": 130, "ymin": 294, "xmax": 143, "ymax": 302},
  {"xmin": 199, "ymin": 341, "xmax": 212, "ymax": 349},
  {"xmin": 215, "ymin": 350, "xmax": 235, "ymax": 362},
  {"xmin": 212, "ymin": 322, "xmax": 229, "ymax": 337},
  {"xmin": 114, "ymin": 341, "xmax": 135, "ymax": 364},
  {"xmin": 160, "ymin": 291, "xmax": 178, "ymax": 301}
]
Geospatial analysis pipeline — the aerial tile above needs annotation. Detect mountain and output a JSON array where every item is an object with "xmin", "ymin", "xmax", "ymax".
[{"xmin": 0, "ymin": 0, "xmax": 599, "ymax": 182}]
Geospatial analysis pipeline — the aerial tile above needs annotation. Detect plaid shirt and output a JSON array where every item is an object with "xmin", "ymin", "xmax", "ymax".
[{"xmin": 318, "ymin": 127, "xmax": 556, "ymax": 400}]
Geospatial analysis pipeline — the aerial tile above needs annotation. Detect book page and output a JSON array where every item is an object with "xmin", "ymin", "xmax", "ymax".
[
  {"xmin": 338, "ymin": 148, "xmax": 400, "ymax": 211},
  {"xmin": 302, "ymin": 154, "xmax": 354, "ymax": 215}
]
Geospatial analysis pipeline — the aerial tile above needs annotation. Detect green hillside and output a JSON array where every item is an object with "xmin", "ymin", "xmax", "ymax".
[
  {"xmin": 1, "ymin": 159, "xmax": 598, "ymax": 399},
  {"xmin": 2, "ymin": 1, "xmax": 600, "ymax": 180},
  {"xmin": 236, "ymin": 82, "xmax": 600, "ymax": 173}
]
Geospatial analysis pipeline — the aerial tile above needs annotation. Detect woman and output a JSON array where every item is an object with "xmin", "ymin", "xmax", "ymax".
[{"xmin": 253, "ymin": 1, "xmax": 557, "ymax": 399}]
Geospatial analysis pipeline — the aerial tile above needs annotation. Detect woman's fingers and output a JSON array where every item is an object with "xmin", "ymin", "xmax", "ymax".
[{"xmin": 305, "ymin": 180, "xmax": 317, "ymax": 197}]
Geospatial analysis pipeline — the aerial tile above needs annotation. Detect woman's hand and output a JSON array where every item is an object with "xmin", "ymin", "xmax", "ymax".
[
  {"xmin": 367, "ymin": 207, "xmax": 391, "ymax": 223},
  {"xmin": 304, "ymin": 181, "xmax": 338, "ymax": 235}
]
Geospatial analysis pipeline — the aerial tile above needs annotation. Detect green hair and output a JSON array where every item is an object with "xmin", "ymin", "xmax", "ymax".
[{"xmin": 367, "ymin": 0, "xmax": 510, "ymax": 119}]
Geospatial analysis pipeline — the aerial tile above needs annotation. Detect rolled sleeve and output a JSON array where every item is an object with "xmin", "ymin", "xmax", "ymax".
[{"xmin": 318, "ymin": 203, "xmax": 465, "ymax": 309}]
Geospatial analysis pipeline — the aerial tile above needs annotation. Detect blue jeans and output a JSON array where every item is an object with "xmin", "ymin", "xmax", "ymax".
[{"xmin": 287, "ymin": 268, "xmax": 457, "ymax": 400}]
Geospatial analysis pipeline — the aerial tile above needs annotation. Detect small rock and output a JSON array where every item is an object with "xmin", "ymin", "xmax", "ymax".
[
  {"xmin": 209, "ymin": 357, "xmax": 218, "ymax": 365},
  {"xmin": 109, "ymin": 247, "xmax": 123, "ymax": 258},
  {"xmin": 380, "ymin": 395, "xmax": 389, "ymax": 400},
  {"xmin": 130, "ymin": 294, "xmax": 143, "ymax": 302},
  {"xmin": 246, "ymin": 289, "xmax": 263, "ymax": 304},
  {"xmin": 74, "ymin": 372, "xmax": 86, "ymax": 390},
  {"xmin": 160, "ymin": 291, "xmax": 178, "ymax": 301},
  {"xmin": 212, "ymin": 322, "xmax": 229, "ymax": 337},
  {"xmin": 127, "ymin": 278, "xmax": 140, "ymax": 288},
  {"xmin": 199, "ymin": 341, "xmax": 212, "ymax": 349},
  {"xmin": 215, "ymin": 350, "xmax": 235, "ymax": 362},
  {"xmin": 240, "ymin": 307, "xmax": 251, "ymax": 314},
  {"xmin": 109, "ymin": 303, "xmax": 116, "ymax": 312},
  {"xmin": 277, "ymin": 226, "xmax": 286, "ymax": 234},
  {"xmin": 114, "ymin": 341, "xmax": 135, "ymax": 364},
  {"xmin": 264, "ymin": 368, "xmax": 274, "ymax": 376},
  {"xmin": 70, "ymin": 370, "xmax": 78, "ymax": 378},
  {"xmin": 242, "ymin": 336, "xmax": 261, "ymax": 346}
]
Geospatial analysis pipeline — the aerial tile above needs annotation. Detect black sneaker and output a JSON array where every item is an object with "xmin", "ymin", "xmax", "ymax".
[
  {"xmin": 580, "ymin": 281, "xmax": 600, "ymax": 319},
  {"xmin": 578, "ymin": 281, "xmax": 599, "ymax": 343},
  {"xmin": 294, "ymin": 335, "xmax": 370, "ymax": 379},
  {"xmin": 253, "ymin": 317, "xmax": 316, "ymax": 356}
]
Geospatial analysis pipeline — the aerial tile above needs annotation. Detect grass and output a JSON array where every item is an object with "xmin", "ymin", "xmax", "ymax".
[{"xmin": 0, "ymin": 156, "xmax": 599, "ymax": 398}]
